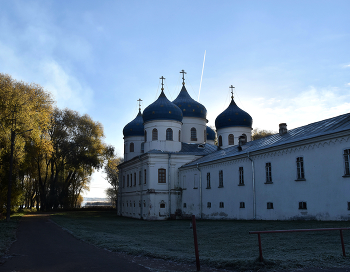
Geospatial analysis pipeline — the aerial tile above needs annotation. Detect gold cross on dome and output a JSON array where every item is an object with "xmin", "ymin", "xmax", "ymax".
[
  {"xmin": 229, "ymin": 85, "xmax": 235, "ymax": 100},
  {"xmin": 180, "ymin": 70, "xmax": 186, "ymax": 85},
  {"xmin": 160, "ymin": 76, "xmax": 165, "ymax": 91},
  {"xmin": 137, "ymin": 98, "xmax": 142, "ymax": 111}
]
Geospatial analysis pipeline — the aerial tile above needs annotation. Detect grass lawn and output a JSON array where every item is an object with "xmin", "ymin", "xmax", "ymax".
[
  {"xmin": 0, "ymin": 214, "xmax": 23, "ymax": 258},
  {"xmin": 51, "ymin": 211, "xmax": 350, "ymax": 271}
]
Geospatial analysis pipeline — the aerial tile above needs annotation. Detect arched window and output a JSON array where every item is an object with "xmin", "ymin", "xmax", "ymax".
[
  {"xmin": 178, "ymin": 130, "xmax": 181, "ymax": 142},
  {"xmin": 130, "ymin": 142, "xmax": 134, "ymax": 152},
  {"xmin": 152, "ymin": 128, "xmax": 158, "ymax": 141},
  {"xmin": 124, "ymin": 144, "xmax": 126, "ymax": 154},
  {"xmin": 144, "ymin": 130, "xmax": 147, "ymax": 142},
  {"xmin": 191, "ymin": 127, "xmax": 197, "ymax": 141},
  {"xmin": 218, "ymin": 135, "xmax": 222, "ymax": 147},
  {"xmin": 228, "ymin": 134, "xmax": 234, "ymax": 145},
  {"xmin": 166, "ymin": 128, "xmax": 173, "ymax": 141},
  {"xmin": 204, "ymin": 130, "xmax": 207, "ymax": 141}
]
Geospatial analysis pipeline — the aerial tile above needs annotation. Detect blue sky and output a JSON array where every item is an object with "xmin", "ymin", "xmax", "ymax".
[{"xmin": 1, "ymin": 1, "xmax": 350, "ymax": 198}]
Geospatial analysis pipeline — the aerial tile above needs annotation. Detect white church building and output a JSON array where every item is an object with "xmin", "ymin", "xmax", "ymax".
[{"xmin": 118, "ymin": 71, "xmax": 350, "ymax": 221}]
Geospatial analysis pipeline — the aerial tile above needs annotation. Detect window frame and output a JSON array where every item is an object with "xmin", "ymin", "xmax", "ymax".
[
  {"xmin": 296, "ymin": 157, "xmax": 306, "ymax": 180},
  {"xmin": 152, "ymin": 128, "xmax": 158, "ymax": 141},
  {"xmin": 228, "ymin": 134, "xmax": 234, "ymax": 145},
  {"xmin": 299, "ymin": 201, "xmax": 307, "ymax": 210},
  {"xmin": 158, "ymin": 168, "xmax": 166, "ymax": 183},
  {"xmin": 343, "ymin": 149, "xmax": 350, "ymax": 177},
  {"xmin": 130, "ymin": 142, "xmax": 134, "ymax": 152},
  {"xmin": 239, "ymin": 167, "xmax": 244, "ymax": 185},
  {"xmin": 191, "ymin": 127, "xmax": 197, "ymax": 141},
  {"xmin": 218, "ymin": 170, "xmax": 223, "ymax": 188},
  {"xmin": 267, "ymin": 202, "xmax": 274, "ymax": 209},
  {"xmin": 206, "ymin": 172, "xmax": 211, "ymax": 189},
  {"xmin": 265, "ymin": 162, "xmax": 272, "ymax": 183},
  {"xmin": 219, "ymin": 202, "xmax": 224, "ymax": 208},
  {"xmin": 207, "ymin": 202, "xmax": 211, "ymax": 208},
  {"xmin": 166, "ymin": 128, "xmax": 173, "ymax": 141}
]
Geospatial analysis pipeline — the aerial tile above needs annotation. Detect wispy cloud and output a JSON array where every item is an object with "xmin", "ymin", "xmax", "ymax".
[
  {"xmin": 343, "ymin": 64, "xmax": 350, "ymax": 68},
  {"xmin": 41, "ymin": 60, "xmax": 93, "ymax": 112},
  {"xmin": 245, "ymin": 86, "xmax": 350, "ymax": 131}
]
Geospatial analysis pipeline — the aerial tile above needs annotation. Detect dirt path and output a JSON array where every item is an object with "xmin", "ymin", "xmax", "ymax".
[{"xmin": 0, "ymin": 214, "xmax": 150, "ymax": 272}]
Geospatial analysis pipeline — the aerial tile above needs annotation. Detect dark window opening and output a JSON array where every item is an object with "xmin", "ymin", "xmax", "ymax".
[
  {"xmin": 166, "ymin": 128, "xmax": 173, "ymax": 141},
  {"xmin": 240, "ymin": 202, "xmax": 245, "ymax": 208},
  {"xmin": 299, "ymin": 202, "xmax": 307, "ymax": 210},
  {"xmin": 267, "ymin": 202, "xmax": 274, "ymax": 209},
  {"xmin": 228, "ymin": 134, "xmax": 234, "ymax": 145},
  {"xmin": 219, "ymin": 170, "xmax": 223, "ymax": 187},
  {"xmin": 265, "ymin": 162, "xmax": 272, "ymax": 183},
  {"xmin": 158, "ymin": 168, "xmax": 166, "ymax": 183},
  {"xmin": 296, "ymin": 157, "xmax": 305, "ymax": 180},
  {"xmin": 152, "ymin": 128, "xmax": 158, "ymax": 141},
  {"xmin": 239, "ymin": 167, "xmax": 244, "ymax": 185},
  {"xmin": 191, "ymin": 127, "xmax": 197, "ymax": 141}
]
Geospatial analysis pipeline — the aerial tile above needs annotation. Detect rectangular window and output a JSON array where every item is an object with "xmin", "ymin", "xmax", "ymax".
[
  {"xmin": 160, "ymin": 203, "xmax": 165, "ymax": 208},
  {"xmin": 194, "ymin": 174, "xmax": 198, "ymax": 189},
  {"xmin": 265, "ymin": 162, "xmax": 272, "ymax": 183},
  {"xmin": 239, "ymin": 167, "xmax": 244, "ymax": 185},
  {"xmin": 183, "ymin": 203, "xmax": 187, "ymax": 208},
  {"xmin": 348, "ymin": 202, "xmax": 350, "ymax": 210},
  {"xmin": 299, "ymin": 201, "xmax": 307, "ymax": 210},
  {"xmin": 127, "ymin": 175, "xmax": 129, "ymax": 187},
  {"xmin": 139, "ymin": 171, "xmax": 141, "ymax": 185},
  {"xmin": 134, "ymin": 173, "xmax": 136, "ymax": 186},
  {"xmin": 240, "ymin": 202, "xmax": 245, "ymax": 208},
  {"xmin": 123, "ymin": 176, "xmax": 125, "ymax": 188},
  {"xmin": 158, "ymin": 168, "xmax": 166, "ymax": 183},
  {"xmin": 144, "ymin": 169, "xmax": 146, "ymax": 184},
  {"xmin": 219, "ymin": 202, "xmax": 224, "ymax": 208},
  {"xmin": 296, "ymin": 157, "xmax": 305, "ymax": 180},
  {"xmin": 219, "ymin": 170, "xmax": 223, "ymax": 187},
  {"xmin": 267, "ymin": 202, "xmax": 274, "ymax": 209},
  {"xmin": 207, "ymin": 202, "xmax": 211, "ymax": 208},
  {"xmin": 143, "ymin": 200, "xmax": 146, "ymax": 207},
  {"xmin": 206, "ymin": 172, "xmax": 211, "ymax": 189},
  {"xmin": 344, "ymin": 149, "xmax": 350, "ymax": 176}
]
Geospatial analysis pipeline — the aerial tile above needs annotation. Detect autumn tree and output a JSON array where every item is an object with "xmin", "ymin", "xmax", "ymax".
[
  {"xmin": 104, "ymin": 156, "xmax": 122, "ymax": 209},
  {"xmin": 251, "ymin": 128, "xmax": 276, "ymax": 141},
  {"xmin": 0, "ymin": 73, "xmax": 53, "ymax": 217}
]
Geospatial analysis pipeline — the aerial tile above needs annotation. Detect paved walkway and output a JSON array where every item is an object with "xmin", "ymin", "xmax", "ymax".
[{"xmin": 0, "ymin": 214, "xmax": 150, "ymax": 272}]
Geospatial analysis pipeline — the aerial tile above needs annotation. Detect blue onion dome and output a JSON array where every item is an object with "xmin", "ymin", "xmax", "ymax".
[
  {"xmin": 143, "ymin": 91, "xmax": 183, "ymax": 123},
  {"xmin": 206, "ymin": 126, "xmax": 216, "ymax": 141},
  {"xmin": 173, "ymin": 85, "xmax": 207, "ymax": 119},
  {"xmin": 215, "ymin": 99, "xmax": 253, "ymax": 130},
  {"xmin": 123, "ymin": 110, "xmax": 145, "ymax": 137}
]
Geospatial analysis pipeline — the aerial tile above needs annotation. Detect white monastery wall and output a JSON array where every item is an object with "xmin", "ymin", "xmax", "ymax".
[{"xmin": 180, "ymin": 135, "xmax": 350, "ymax": 220}]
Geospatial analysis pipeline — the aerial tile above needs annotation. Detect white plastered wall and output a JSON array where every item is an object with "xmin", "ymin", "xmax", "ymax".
[{"xmin": 217, "ymin": 126, "xmax": 252, "ymax": 149}]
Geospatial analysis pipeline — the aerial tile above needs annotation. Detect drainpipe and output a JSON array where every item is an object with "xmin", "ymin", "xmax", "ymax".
[
  {"xmin": 138, "ymin": 155, "xmax": 143, "ymax": 220},
  {"xmin": 168, "ymin": 153, "xmax": 171, "ymax": 218},
  {"xmin": 196, "ymin": 163, "xmax": 202, "ymax": 219},
  {"xmin": 247, "ymin": 152, "xmax": 256, "ymax": 220}
]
